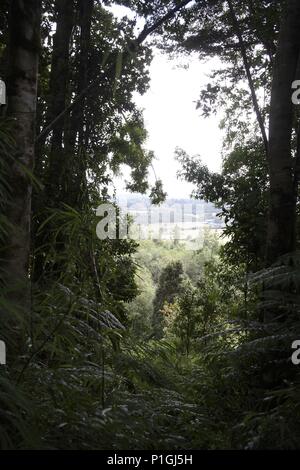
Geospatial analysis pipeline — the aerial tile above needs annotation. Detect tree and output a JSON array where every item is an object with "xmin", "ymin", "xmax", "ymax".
[
  {"xmin": 176, "ymin": 140, "xmax": 268, "ymax": 271},
  {"xmin": 127, "ymin": 267, "xmax": 156, "ymax": 338},
  {"xmin": 152, "ymin": 260, "xmax": 184, "ymax": 337},
  {"xmin": 44, "ymin": 0, "xmax": 75, "ymax": 207},
  {"xmin": 154, "ymin": 0, "xmax": 300, "ymax": 265},
  {"xmin": 266, "ymin": 0, "xmax": 300, "ymax": 264},
  {"xmin": 33, "ymin": 3, "xmax": 158, "ymax": 281},
  {"xmin": 169, "ymin": 280, "xmax": 200, "ymax": 356},
  {"xmin": 3, "ymin": 0, "xmax": 41, "ymax": 307}
]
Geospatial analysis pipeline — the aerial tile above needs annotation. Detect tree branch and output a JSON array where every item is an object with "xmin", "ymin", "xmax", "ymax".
[
  {"xmin": 136, "ymin": 0, "xmax": 193, "ymax": 45},
  {"xmin": 227, "ymin": 0, "xmax": 269, "ymax": 157}
]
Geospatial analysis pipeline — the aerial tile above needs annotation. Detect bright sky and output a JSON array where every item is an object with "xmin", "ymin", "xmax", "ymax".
[{"xmin": 110, "ymin": 6, "xmax": 224, "ymax": 199}]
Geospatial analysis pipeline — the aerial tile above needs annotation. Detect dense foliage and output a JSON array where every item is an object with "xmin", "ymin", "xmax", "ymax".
[{"xmin": 1, "ymin": 0, "xmax": 300, "ymax": 451}]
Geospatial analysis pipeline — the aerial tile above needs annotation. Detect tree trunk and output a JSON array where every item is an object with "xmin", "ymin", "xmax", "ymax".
[
  {"xmin": 3, "ymin": 0, "xmax": 40, "ymax": 304},
  {"xmin": 266, "ymin": 1, "xmax": 300, "ymax": 265},
  {"xmin": 32, "ymin": 0, "xmax": 75, "ymax": 282},
  {"xmin": 65, "ymin": 0, "xmax": 94, "ymax": 208},
  {"xmin": 46, "ymin": 0, "xmax": 75, "ymax": 205}
]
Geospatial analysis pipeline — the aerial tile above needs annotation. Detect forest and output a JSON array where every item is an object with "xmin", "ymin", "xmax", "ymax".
[{"xmin": 1, "ymin": 0, "xmax": 300, "ymax": 453}]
